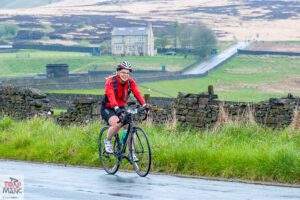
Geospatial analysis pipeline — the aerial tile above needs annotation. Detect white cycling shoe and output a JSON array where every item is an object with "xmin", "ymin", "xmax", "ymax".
[{"xmin": 104, "ymin": 138, "xmax": 114, "ymax": 154}]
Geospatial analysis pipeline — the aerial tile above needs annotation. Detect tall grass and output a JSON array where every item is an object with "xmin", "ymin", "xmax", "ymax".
[
  {"xmin": 0, "ymin": 117, "xmax": 299, "ymax": 184},
  {"xmin": 147, "ymin": 123, "xmax": 300, "ymax": 183}
]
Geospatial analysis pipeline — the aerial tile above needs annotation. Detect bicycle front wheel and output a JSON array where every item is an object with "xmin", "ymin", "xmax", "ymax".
[
  {"xmin": 130, "ymin": 127, "xmax": 152, "ymax": 177},
  {"xmin": 98, "ymin": 126, "xmax": 120, "ymax": 175}
]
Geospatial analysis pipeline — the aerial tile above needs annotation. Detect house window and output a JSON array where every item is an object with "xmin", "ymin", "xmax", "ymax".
[
  {"xmin": 128, "ymin": 45, "xmax": 135, "ymax": 51},
  {"xmin": 115, "ymin": 44, "xmax": 123, "ymax": 51},
  {"xmin": 127, "ymin": 36, "xmax": 132, "ymax": 44},
  {"xmin": 137, "ymin": 36, "xmax": 144, "ymax": 42}
]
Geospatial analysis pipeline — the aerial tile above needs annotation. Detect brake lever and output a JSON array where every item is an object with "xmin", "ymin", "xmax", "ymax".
[{"xmin": 138, "ymin": 107, "xmax": 148, "ymax": 121}]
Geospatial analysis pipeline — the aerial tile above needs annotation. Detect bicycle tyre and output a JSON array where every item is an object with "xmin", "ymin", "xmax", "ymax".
[
  {"xmin": 130, "ymin": 127, "xmax": 152, "ymax": 177},
  {"xmin": 98, "ymin": 126, "xmax": 120, "ymax": 175}
]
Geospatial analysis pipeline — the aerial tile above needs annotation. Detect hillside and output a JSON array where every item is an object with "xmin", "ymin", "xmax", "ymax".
[
  {"xmin": 0, "ymin": 0, "xmax": 299, "ymax": 42},
  {"xmin": 0, "ymin": 0, "xmax": 61, "ymax": 9}
]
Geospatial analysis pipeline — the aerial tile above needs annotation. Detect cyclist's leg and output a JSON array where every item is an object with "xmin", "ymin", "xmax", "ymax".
[
  {"xmin": 101, "ymin": 107, "xmax": 121, "ymax": 139},
  {"xmin": 107, "ymin": 116, "xmax": 121, "ymax": 139},
  {"xmin": 102, "ymin": 116, "xmax": 121, "ymax": 153},
  {"xmin": 101, "ymin": 107, "xmax": 121, "ymax": 153}
]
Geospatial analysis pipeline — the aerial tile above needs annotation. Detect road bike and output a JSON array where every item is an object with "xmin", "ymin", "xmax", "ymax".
[{"xmin": 98, "ymin": 104, "xmax": 152, "ymax": 177}]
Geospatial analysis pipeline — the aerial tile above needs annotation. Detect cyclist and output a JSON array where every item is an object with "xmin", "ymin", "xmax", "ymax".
[{"xmin": 100, "ymin": 61, "xmax": 150, "ymax": 161}]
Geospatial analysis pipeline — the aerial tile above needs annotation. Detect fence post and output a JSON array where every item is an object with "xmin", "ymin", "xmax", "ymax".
[
  {"xmin": 208, "ymin": 85, "xmax": 214, "ymax": 95},
  {"xmin": 144, "ymin": 94, "xmax": 151, "ymax": 103}
]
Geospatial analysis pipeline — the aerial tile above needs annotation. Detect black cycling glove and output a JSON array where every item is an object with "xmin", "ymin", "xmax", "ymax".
[
  {"xmin": 115, "ymin": 107, "xmax": 125, "ymax": 117},
  {"xmin": 143, "ymin": 104, "xmax": 151, "ymax": 112}
]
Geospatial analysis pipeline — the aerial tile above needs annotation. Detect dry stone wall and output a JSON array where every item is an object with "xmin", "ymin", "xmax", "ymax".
[
  {"xmin": 175, "ymin": 90, "xmax": 300, "ymax": 129},
  {"xmin": 150, "ymin": 107, "xmax": 174, "ymax": 124},
  {"xmin": 47, "ymin": 93, "xmax": 175, "ymax": 110},
  {"xmin": 175, "ymin": 92, "xmax": 219, "ymax": 128},
  {"xmin": 57, "ymin": 98, "xmax": 100, "ymax": 125},
  {"xmin": 1, "ymin": 86, "xmax": 300, "ymax": 129},
  {"xmin": 254, "ymin": 96, "xmax": 300, "ymax": 128},
  {"xmin": 56, "ymin": 96, "xmax": 174, "ymax": 126},
  {"xmin": 0, "ymin": 86, "xmax": 51, "ymax": 119}
]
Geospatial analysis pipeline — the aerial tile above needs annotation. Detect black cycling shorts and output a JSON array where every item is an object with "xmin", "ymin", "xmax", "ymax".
[
  {"xmin": 100, "ymin": 106, "xmax": 115, "ymax": 124},
  {"xmin": 100, "ymin": 106, "xmax": 124, "ymax": 124}
]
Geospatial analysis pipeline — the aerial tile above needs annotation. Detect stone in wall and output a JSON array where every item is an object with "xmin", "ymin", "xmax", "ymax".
[
  {"xmin": 57, "ymin": 98, "xmax": 101, "ymax": 125},
  {"xmin": 175, "ymin": 91, "xmax": 220, "ymax": 129},
  {"xmin": 222, "ymin": 102, "xmax": 252, "ymax": 122},
  {"xmin": 254, "ymin": 95, "xmax": 300, "ymax": 128},
  {"xmin": 150, "ymin": 106, "xmax": 174, "ymax": 124},
  {"xmin": 0, "ymin": 86, "xmax": 52, "ymax": 119}
]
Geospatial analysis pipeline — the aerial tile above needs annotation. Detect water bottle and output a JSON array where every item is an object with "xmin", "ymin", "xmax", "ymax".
[{"xmin": 121, "ymin": 129, "xmax": 128, "ymax": 144}]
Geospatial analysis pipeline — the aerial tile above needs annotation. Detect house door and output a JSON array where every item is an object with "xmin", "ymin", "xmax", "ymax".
[{"xmin": 138, "ymin": 46, "xmax": 143, "ymax": 56}]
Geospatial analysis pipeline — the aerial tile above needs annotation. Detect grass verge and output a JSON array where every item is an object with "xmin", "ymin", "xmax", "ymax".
[{"xmin": 0, "ymin": 117, "xmax": 299, "ymax": 184}]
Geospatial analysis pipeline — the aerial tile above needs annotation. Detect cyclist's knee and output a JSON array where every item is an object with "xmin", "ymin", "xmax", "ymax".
[{"xmin": 109, "ymin": 116, "xmax": 121, "ymax": 127}]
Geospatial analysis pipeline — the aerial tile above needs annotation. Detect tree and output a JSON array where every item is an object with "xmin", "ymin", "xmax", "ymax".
[
  {"xmin": 154, "ymin": 21, "xmax": 216, "ymax": 57},
  {"xmin": 178, "ymin": 22, "xmax": 216, "ymax": 58},
  {"xmin": 100, "ymin": 40, "xmax": 111, "ymax": 55},
  {"xmin": 171, "ymin": 22, "xmax": 180, "ymax": 48},
  {"xmin": 192, "ymin": 22, "xmax": 217, "ymax": 58},
  {"xmin": 0, "ymin": 23, "xmax": 19, "ymax": 40},
  {"xmin": 154, "ymin": 30, "xmax": 171, "ymax": 49},
  {"xmin": 178, "ymin": 24, "xmax": 193, "ymax": 49}
]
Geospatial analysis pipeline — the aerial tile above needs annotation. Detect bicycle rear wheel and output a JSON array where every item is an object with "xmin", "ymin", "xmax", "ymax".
[
  {"xmin": 130, "ymin": 127, "xmax": 151, "ymax": 177},
  {"xmin": 98, "ymin": 126, "xmax": 120, "ymax": 175}
]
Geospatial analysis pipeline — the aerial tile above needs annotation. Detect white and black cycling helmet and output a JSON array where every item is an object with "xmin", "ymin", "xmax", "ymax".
[{"xmin": 116, "ymin": 61, "xmax": 133, "ymax": 72}]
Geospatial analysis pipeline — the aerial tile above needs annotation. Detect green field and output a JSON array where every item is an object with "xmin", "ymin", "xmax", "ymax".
[
  {"xmin": 142, "ymin": 56, "xmax": 300, "ymax": 101},
  {"xmin": 141, "ymin": 55, "xmax": 300, "ymax": 101},
  {"xmin": 49, "ymin": 55, "xmax": 300, "ymax": 102},
  {"xmin": 49, "ymin": 87, "xmax": 167, "ymax": 98},
  {"xmin": 0, "ymin": 50, "xmax": 197, "ymax": 77},
  {"xmin": 0, "ymin": 117, "xmax": 299, "ymax": 184}
]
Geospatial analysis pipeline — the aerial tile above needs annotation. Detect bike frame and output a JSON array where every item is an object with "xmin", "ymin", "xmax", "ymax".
[{"xmin": 115, "ymin": 112, "xmax": 136, "ymax": 164}]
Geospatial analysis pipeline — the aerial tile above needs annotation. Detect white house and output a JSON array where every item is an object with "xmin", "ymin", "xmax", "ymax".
[{"xmin": 111, "ymin": 23, "xmax": 155, "ymax": 56}]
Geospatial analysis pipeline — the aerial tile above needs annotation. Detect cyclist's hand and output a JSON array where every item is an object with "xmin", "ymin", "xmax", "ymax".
[
  {"xmin": 143, "ymin": 104, "xmax": 151, "ymax": 114},
  {"xmin": 115, "ymin": 107, "xmax": 125, "ymax": 117}
]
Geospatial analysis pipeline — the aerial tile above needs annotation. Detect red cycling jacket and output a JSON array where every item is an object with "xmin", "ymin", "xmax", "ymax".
[{"xmin": 103, "ymin": 75, "xmax": 146, "ymax": 108}]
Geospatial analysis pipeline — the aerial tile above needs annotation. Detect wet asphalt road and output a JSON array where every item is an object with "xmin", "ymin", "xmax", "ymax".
[
  {"xmin": 183, "ymin": 41, "xmax": 251, "ymax": 75},
  {"xmin": 0, "ymin": 160, "xmax": 299, "ymax": 200}
]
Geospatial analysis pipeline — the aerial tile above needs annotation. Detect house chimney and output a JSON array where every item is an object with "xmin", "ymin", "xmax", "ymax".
[{"xmin": 147, "ymin": 23, "xmax": 154, "ymax": 56}]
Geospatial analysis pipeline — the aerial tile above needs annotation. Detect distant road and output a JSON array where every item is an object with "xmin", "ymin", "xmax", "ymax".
[
  {"xmin": 0, "ymin": 160, "xmax": 299, "ymax": 200},
  {"xmin": 183, "ymin": 41, "xmax": 251, "ymax": 75}
]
